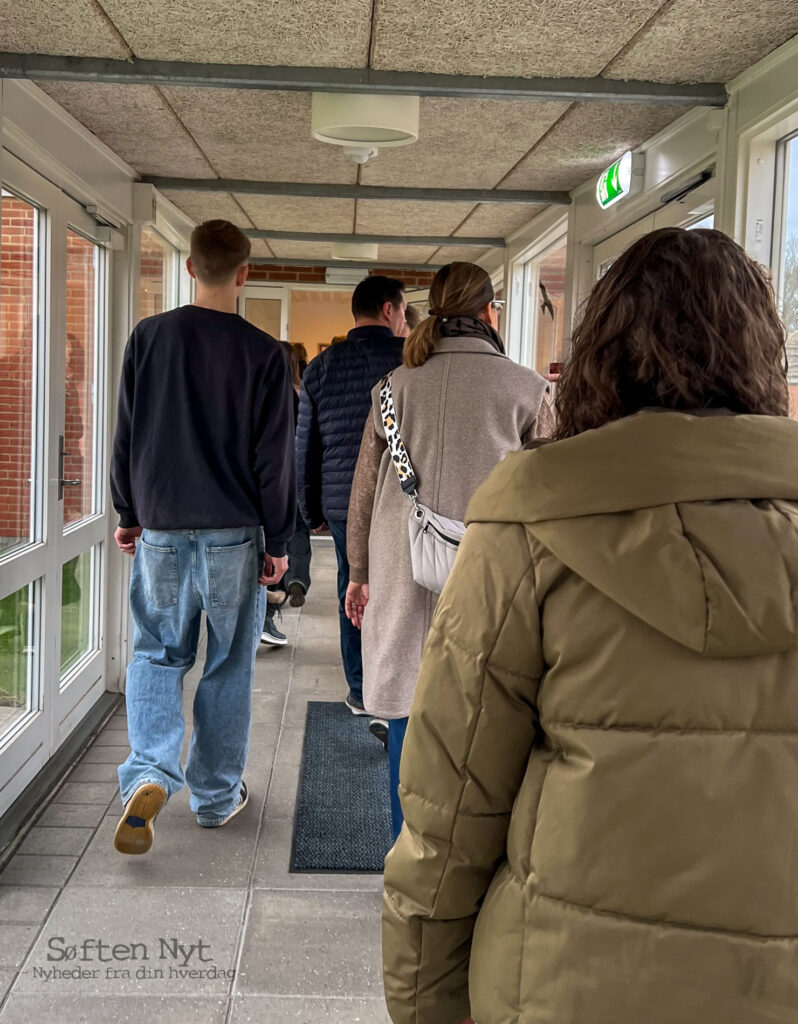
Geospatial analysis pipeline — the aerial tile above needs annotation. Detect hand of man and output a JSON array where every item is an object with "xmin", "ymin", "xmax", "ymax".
[
  {"xmin": 260, "ymin": 554, "xmax": 288, "ymax": 586},
  {"xmin": 345, "ymin": 582, "xmax": 369, "ymax": 629},
  {"xmin": 311, "ymin": 522, "xmax": 328, "ymax": 534},
  {"xmin": 115, "ymin": 526, "xmax": 142, "ymax": 555}
]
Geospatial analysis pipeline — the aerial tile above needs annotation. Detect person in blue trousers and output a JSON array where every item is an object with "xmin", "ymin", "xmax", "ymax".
[{"xmin": 110, "ymin": 220, "xmax": 295, "ymax": 854}]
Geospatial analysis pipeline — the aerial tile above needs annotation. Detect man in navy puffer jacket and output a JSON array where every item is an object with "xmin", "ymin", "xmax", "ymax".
[{"xmin": 297, "ymin": 276, "xmax": 406, "ymax": 717}]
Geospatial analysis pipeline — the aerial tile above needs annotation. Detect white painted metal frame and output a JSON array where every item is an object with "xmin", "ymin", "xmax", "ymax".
[
  {"xmin": 506, "ymin": 220, "xmax": 568, "ymax": 368},
  {"xmin": 0, "ymin": 150, "xmax": 112, "ymax": 814},
  {"xmin": 240, "ymin": 283, "xmax": 289, "ymax": 340}
]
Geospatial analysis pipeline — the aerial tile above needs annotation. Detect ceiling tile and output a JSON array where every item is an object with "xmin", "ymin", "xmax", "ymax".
[
  {"xmin": 607, "ymin": 0, "xmax": 798, "ymax": 83},
  {"xmin": 235, "ymin": 196, "xmax": 355, "ymax": 233},
  {"xmin": 371, "ymin": 0, "xmax": 663, "ymax": 78},
  {"xmin": 360, "ymin": 97, "xmax": 569, "ymax": 189},
  {"xmin": 100, "ymin": 0, "xmax": 372, "ymax": 66},
  {"xmin": 263, "ymin": 240, "xmax": 440, "ymax": 265},
  {"xmin": 373, "ymin": 245, "xmax": 440, "ymax": 264},
  {"xmin": 500, "ymin": 102, "xmax": 685, "ymax": 192},
  {"xmin": 268, "ymin": 240, "xmax": 341, "ymax": 260},
  {"xmin": 160, "ymin": 190, "xmax": 253, "ymax": 226},
  {"xmin": 456, "ymin": 203, "xmax": 544, "ymax": 239},
  {"xmin": 0, "ymin": 1, "xmax": 130, "ymax": 57},
  {"xmin": 162, "ymin": 88, "xmax": 358, "ymax": 184},
  {"xmin": 248, "ymin": 238, "xmax": 274, "ymax": 258},
  {"xmin": 356, "ymin": 200, "xmax": 476, "ymax": 236},
  {"xmin": 428, "ymin": 245, "xmax": 492, "ymax": 264},
  {"xmin": 35, "ymin": 82, "xmax": 215, "ymax": 177}
]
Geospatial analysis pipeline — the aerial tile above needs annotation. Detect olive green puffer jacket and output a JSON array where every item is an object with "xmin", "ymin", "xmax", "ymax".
[{"xmin": 382, "ymin": 411, "xmax": 798, "ymax": 1024}]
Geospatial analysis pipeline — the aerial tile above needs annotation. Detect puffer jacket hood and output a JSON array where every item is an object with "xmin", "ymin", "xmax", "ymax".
[
  {"xmin": 382, "ymin": 410, "xmax": 798, "ymax": 1024},
  {"xmin": 468, "ymin": 411, "xmax": 798, "ymax": 658}
]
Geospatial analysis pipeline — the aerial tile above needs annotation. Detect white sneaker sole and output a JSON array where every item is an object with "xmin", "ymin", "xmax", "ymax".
[
  {"xmin": 260, "ymin": 632, "xmax": 288, "ymax": 646},
  {"xmin": 198, "ymin": 785, "xmax": 249, "ymax": 828}
]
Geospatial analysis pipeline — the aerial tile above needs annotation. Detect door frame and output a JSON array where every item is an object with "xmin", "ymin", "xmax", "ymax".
[{"xmin": 0, "ymin": 150, "xmax": 112, "ymax": 816}]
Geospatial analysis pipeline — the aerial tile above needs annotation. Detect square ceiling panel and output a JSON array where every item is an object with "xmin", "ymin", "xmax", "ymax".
[
  {"xmin": 0, "ymin": 1, "xmax": 130, "ymax": 58},
  {"xmin": 100, "ymin": 0, "xmax": 373, "ymax": 67},
  {"xmin": 267, "ymin": 240, "xmax": 333, "ymax": 261},
  {"xmin": 360, "ymin": 97, "xmax": 569, "ymax": 190},
  {"xmin": 371, "ymin": 245, "xmax": 440, "ymax": 265},
  {"xmin": 162, "ymin": 88, "xmax": 359, "ymax": 184},
  {"xmin": 500, "ymin": 103, "xmax": 685, "ymax": 192},
  {"xmin": 36, "ymin": 82, "xmax": 216, "ymax": 177},
  {"xmin": 356, "ymin": 199, "xmax": 477, "ymax": 237},
  {"xmin": 160, "ymin": 191, "xmax": 254, "ymax": 227},
  {"xmin": 426, "ymin": 245, "xmax": 492, "ymax": 264},
  {"xmin": 235, "ymin": 196, "xmax": 355, "ymax": 234},
  {"xmin": 371, "ymin": 0, "xmax": 663, "ymax": 78},
  {"xmin": 248, "ymin": 238, "xmax": 274, "ymax": 258},
  {"xmin": 456, "ymin": 203, "xmax": 547, "ymax": 240},
  {"xmin": 608, "ymin": 0, "xmax": 798, "ymax": 83}
]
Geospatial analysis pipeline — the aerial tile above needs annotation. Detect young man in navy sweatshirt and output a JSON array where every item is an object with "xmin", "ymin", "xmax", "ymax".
[{"xmin": 110, "ymin": 220, "xmax": 295, "ymax": 854}]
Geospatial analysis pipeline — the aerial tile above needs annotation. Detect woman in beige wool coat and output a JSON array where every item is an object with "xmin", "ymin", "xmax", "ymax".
[
  {"xmin": 345, "ymin": 262, "xmax": 553, "ymax": 840},
  {"xmin": 381, "ymin": 227, "xmax": 798, "ymax": 1024}
]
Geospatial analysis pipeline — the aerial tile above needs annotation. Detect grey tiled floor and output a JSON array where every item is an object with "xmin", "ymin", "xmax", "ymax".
[{"xmin": 0, "ymin": 541, "xmax": 391, "ymax": 1023}]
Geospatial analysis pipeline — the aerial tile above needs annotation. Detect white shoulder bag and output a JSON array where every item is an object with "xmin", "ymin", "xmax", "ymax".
[{"xmin": 379, "ymin": 374, "xmax": 466, "ymax": 595}]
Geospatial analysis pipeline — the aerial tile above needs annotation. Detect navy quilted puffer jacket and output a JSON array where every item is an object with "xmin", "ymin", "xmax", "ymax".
[{"xmin": 297, "ymin": 325, "xmax": 404, "ymax": 526}]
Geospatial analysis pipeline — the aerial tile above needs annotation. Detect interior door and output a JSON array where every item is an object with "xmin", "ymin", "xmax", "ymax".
[{"xmin": 240, "ymin": 283, "xmax": 287, "ymax": 340}]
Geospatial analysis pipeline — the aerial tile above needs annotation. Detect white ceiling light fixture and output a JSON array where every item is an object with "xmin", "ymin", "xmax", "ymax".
[
  {"xmin": 331, "ymin": 241, "xmax": 379, "ymax": 261},
  {"xmin": 311, "ymin": 93, "xmax": 420, "ymax": 166}
]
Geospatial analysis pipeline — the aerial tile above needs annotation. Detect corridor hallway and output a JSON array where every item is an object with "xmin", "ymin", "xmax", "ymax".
[{"xmin": 0, "ymin": 540, "xmax": 391, "ymax": 1023}]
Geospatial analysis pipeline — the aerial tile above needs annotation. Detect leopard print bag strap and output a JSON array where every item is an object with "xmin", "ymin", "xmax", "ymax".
[{"xmin": 379, "ymin": 374, "xmax": 419, "ymax": 498}]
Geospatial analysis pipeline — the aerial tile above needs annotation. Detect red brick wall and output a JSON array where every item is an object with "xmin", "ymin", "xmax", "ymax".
[
  {"xmin": 247, "ymin": 263, "xmax": 436, "ymax": 289},
  {"xmin": 0, "ymin": 206, "xmax": 98, "ymax": 542},
  {"xmin": 0, "ymin": 197, "xmax": 36, "ymax": 546}
]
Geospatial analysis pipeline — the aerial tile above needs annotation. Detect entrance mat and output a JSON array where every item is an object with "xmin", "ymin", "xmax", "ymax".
[{"xmin": 290, "ymin": 700, "xmax": 392, "ymax": 873}]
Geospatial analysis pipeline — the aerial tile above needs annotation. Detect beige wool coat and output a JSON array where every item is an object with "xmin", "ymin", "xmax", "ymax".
[
  {"xmin": 382, "ymin": 410, "xmax": 798, "ymax": 1024},
  {"xmin": 347, "ymin": 334, "xmax": 551, "ymax": 720}
]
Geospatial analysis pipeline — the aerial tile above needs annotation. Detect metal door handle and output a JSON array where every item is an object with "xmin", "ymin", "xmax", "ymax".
[{"xmin": 57, "ymin": 435, "xmax": 82, "ymax": 500}]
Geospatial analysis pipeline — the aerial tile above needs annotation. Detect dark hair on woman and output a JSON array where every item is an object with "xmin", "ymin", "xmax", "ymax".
[
  {"xmin": 405, "ymin": 262, "xmax": 494, "ymax": 368},
  {"xmin": 279, "ymin": 340, "xmax": 301, "ymax": 390},
  {"xmin": 554, "ymin": 227, "xmax": 788, "ymax": 439}
]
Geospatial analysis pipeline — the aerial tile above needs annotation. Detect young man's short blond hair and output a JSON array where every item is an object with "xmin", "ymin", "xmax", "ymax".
[{"xmin": 190, "ymin": 220, "xmax": 251, "ymax": 284}]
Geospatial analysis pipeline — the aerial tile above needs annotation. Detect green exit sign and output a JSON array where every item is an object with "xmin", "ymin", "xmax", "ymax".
[{"xmin": 596, "ymin": 152, "xmax": 642, "ymax": 209}]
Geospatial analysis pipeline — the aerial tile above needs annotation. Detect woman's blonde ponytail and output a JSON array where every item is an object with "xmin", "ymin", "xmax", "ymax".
[{"xmin": 402, "ymin": 262, "xmax": 494, "ymax": 368}]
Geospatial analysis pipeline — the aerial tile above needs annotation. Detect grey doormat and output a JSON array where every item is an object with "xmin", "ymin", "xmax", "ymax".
[{"xmin": 290, "ymin": 700, "xmax": 392, "ymax": 873}]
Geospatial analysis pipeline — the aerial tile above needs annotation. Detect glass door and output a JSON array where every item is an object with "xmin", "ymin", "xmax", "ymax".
[
  {"xmin": 53, "ymin": 217, "xmax": 108, "ymax": 747},
  {"xmin": 0, "ymin": 152, "xmax": 110, "ymax": 816}
]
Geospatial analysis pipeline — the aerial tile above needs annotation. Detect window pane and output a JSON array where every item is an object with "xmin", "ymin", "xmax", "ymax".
[
  {"xmin": 0, "ymin": 191, "xmax": 40, "ymax": 556},
  {"xmin": 687, "ymin": 214, "xmax": 715, "ymax": 230},
  {"xmin": 64, "ymin": 231, "xmax": 99, "ymax": 526},
  {"xmin": 0, "ymin": 580, "xmax": 38, "ymax": 739},
  {"xmin": 60, "ymin": 547, "xmax": 98, "ymax": 679},
  {"xmin": 139, "ymin": 226, "xmax": 176, "ymax": 319},
  {"xmin": 780, "ymin": 136, "xmax": 798, "ymax": 418},
  {"xmin": 532, "ymin": 241, "xmax": 567, "ymax": 376}
]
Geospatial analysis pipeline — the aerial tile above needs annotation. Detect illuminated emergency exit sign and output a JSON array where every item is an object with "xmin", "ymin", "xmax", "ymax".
[{"xmin": 596, "ymin": 151, "xmax": 642, "ymax": 209}]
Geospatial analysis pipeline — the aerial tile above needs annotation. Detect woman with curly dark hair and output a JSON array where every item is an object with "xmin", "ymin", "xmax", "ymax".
[{"xmin": 382, "ymin": 227, "xmax": 798, "ymax": 1024}]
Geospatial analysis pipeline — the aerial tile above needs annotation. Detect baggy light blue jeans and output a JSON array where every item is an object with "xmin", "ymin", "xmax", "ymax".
[{"xmin": 118, "ymin": 527, "xmax": 266, "ymax": 826}]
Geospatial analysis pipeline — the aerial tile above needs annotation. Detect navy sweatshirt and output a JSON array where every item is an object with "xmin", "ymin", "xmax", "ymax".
[{"xmin": 110, "ymin": 305, "xmax": 296, "ymax": 557}]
